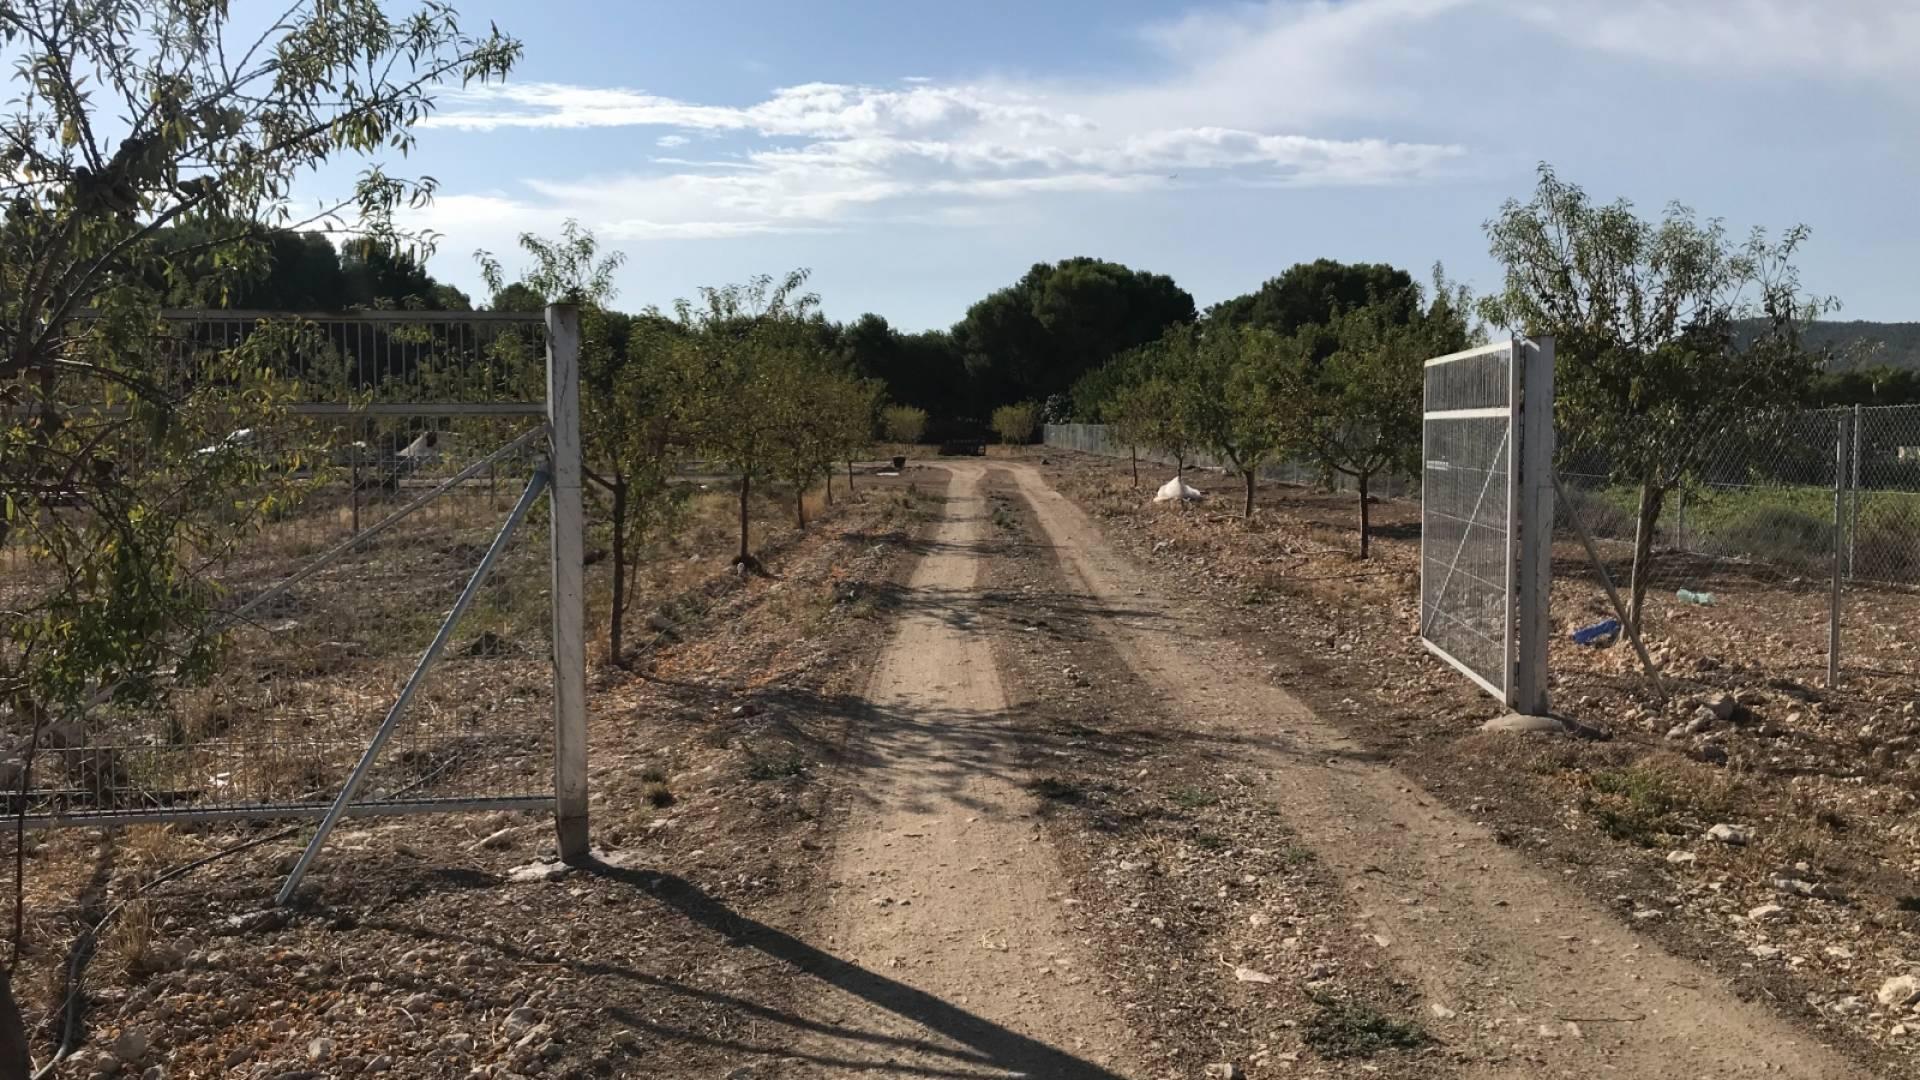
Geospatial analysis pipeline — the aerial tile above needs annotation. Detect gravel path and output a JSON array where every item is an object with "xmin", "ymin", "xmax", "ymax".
[
  {"xmin": 785, "ymin": 465, "xmax": 1136, "ymax": 1077},
  {"xmin": 985, "ymin": 459, "xmax": 1866, "ymax": 1080}
]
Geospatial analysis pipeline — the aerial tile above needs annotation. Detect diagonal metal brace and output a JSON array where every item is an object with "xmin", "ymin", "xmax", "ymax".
[{"xmin": 277, "ymin": 465, "xmax": 551, "ymax": 905}]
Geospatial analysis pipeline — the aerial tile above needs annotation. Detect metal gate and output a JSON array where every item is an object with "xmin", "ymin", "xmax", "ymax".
[
  {"xmin": 1420, "ymin": 337, "xmax": 1553, "ymax": 715},
  {"xmin": 7, "ymin": 308, "xmax": 588, "ymax": 870}
]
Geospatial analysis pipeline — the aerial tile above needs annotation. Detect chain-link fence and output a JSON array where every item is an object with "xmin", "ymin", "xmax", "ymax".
[
  {"xmin": 1047, "ymin": 405, "xmax": 1920, "ymax": 685},
  {"xmin": 1041, "ymin": 423, "xmax": 1417, "ymax": 499}
]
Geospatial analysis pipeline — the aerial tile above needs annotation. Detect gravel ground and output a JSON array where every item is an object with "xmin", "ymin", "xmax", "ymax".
[
  {"xmin": 8, "ymin": 475, "xmax": 938, "ymax": 1080},
  {"xmin": 1036, "ymin": 448, "xmax": 1918, "ymax": 1077}
]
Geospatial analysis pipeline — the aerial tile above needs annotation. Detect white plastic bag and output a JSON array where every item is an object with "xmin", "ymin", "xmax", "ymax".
[{"xmin": 1153, "ymin": 475, "xmax": 1205, "ymax": 503}]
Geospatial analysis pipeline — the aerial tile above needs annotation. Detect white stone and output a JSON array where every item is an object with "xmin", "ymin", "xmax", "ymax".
[
  {"xmin": 1877, "ymin": 975, "xmax": 1920, "ymax": 1008},
  {"xmin": 1707, "ymin": 824, "xmax": 1750, "ymax": 845}
]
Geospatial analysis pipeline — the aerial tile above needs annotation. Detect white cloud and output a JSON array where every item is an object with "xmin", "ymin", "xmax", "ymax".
[
  {"xmin": 424, "ymin": 80, "xmax": 1086, "ymax": 138},
  {"xmin": 1512, "ymin": 0, "xmax": 1920, "ymax": 80},
  {"xmin": 421, "ymin": 52, "xmax": 1465, "ymax": 243},
  {"xmin": 415, "ymin": 0, "xmax": 1910, "ymax": 249}
]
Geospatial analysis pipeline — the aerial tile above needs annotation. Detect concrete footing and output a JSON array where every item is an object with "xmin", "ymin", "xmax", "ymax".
[{"xmin": 1482, "ymin": 712, "xmax": 1567, "ymax": 734}]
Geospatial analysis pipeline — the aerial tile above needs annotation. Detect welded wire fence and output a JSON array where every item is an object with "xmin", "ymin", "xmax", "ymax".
[
  {"xmin": 1419, "ymin": 343, "xmax": 1516, "ymax": 702},
  {"xmin": 3, "ymin": 311, "xmax": 559, "ymax": 824},
  {"xmin": 1047, "ymin": 405, "xmax": 1920, "ymax": 683}
]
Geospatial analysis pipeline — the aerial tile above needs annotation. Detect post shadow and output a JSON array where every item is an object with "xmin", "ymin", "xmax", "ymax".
[{"xmin": 581, "ymin": 857, "xmax": 1129, "ymax": 1079}]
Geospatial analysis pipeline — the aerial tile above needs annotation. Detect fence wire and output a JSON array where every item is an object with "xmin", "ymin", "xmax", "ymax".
[
  {"xmin": 1040, "ymin": 423, "xmax": 1418, "ymax": 499},
  {"xmin": 1048, "ymin": 403, "xmax": 1920, "ymax": 684},
  {"xmin": 1420, "ymin": 344, "xmax": 1515, "ymax": 699},
  {"xmin": 4, "ymin": 311, "xmax": 558, "ymax": 825}
]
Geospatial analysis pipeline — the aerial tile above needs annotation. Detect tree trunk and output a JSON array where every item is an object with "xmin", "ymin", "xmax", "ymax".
[
  {"xmin": 1130, "ymin": 446, "xmax": 1139, "ymax": 488},
  {"xmin": 847, "ymin": 459, "xmax": 856, "ymax": 497},
  {"xmin": 1242, "ymin": 468, "xmax": 1256, "ymax": 520},
  {"xmin": 825, "ymin": 466, "xmax": 834, "ymax": 507},
  {"xmin": 609, "ymin": 475, "xmax": 628, "ymax": 666},
  {"xmin": 1626, "ymin": 480, "xmax": 1667, "ymax": 637},
  {"xmin": 0, "ymin": 971, "xmax": 28, "ymax": 1080},
  {"xmin": 795, "ymin": 485, "xmax": 807, "ymax": 529},
  {"xmin": 737, "ymin": 473, "xmax": 751, "ymax": 565},
  {"xmin": 1358, "ymin": 471, "xmax": 1372, "ymax": 560}
]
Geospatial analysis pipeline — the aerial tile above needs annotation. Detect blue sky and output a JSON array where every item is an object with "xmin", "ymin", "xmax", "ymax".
[{"xmin": 356, "ymin": 0, "xmax": 1918, "ymax": 328}]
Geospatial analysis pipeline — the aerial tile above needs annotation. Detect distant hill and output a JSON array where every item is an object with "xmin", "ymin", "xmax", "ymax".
[{"xmin": 1803, "ymin": 320, "xmax": 1920, "ymax": 371}]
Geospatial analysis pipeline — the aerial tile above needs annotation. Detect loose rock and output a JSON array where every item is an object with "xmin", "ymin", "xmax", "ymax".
[
  {"xmin": 112, "ymin": 1029, "xmax": 150, "ymax": 1062},
  {"xmin": 1877, "ymin": 975, "xmax": 1920, "ymax": 1008}
]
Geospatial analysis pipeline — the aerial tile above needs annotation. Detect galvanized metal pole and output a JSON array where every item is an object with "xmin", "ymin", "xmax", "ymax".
[
  {"xmin": 1849, "ymin": 403, "xmax": 1862, "ymax": 580},
  {"xmin": 349, "ymin": 427, "xmax": 362, "ymax": 537},
  {"xmin": 277, "ymin": 468, "xmax": 551, "ymax": 905},
  {"xmin": 1502, "ymin": 341, "xmax": 1520, "ymax": 707},
  {"xmin": 1514, "ymin": 336, "xmax": 1555, "ymax": 718},
  {"xmin": 546, "ymin": 304, "xmax": 590, "ymax": 863},
  {"xmin": 1830, "ymin": 412, "xmax": 1847, "ymax": 688}
]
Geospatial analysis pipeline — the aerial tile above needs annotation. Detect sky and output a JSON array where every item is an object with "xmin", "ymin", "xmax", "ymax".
[{"xmin": 332, "ymin": 0, "xmax": 1917, "ymax": 329}]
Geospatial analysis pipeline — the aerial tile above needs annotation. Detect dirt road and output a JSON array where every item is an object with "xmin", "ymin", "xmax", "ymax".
[
  {"xmin": 968, "ymin": 459, "xmax": 1866, "ymax": 1080},
  {"xmin": 787, "ymin": 466, "xmax": 1136, "ymax": 1077}
]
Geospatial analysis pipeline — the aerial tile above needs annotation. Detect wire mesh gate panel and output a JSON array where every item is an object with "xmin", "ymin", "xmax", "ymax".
[
  {"xmin": 1420, "ymin": 338, "xmax": 1553, "ymax": 713},
  {"xmin": 8, "ymin": 310, "xmax": 573, "ymax": 828}
]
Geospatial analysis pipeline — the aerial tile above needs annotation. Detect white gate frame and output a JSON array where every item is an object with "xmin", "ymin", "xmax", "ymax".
[{"xmin": 1420, "ymin": 336, "xmax": 1554, "ymax": 717}]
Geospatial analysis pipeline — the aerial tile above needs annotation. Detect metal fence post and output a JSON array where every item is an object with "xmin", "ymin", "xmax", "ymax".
[
  {"xmin": 1849, "ymin": 403, "xmax": 1862, "ymax": 580},
  {"xmin": 1514, "ymin": 337, "xmax": 1555, "ymax": 717},
  {"xmin": 547, "ymin": 303, "xmax": 590, "ymax": 863},
  {"xmin": 1830, "ymin": 411, "xmax": 1847, "ymax": 687}
]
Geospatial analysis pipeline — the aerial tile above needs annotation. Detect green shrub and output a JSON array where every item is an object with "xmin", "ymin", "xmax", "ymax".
[
  {"xmin": 881, "ymin": 405, "xmax": 928, "ymax": 444},
  {"xmin": 990, "ymin": 402, "xmax": 1040, "ymax": 445},
  {"xmin": 1852, "ymin": 496, "xmax": 1920, "ymax": 584},
  {"xmin": 1304, "ymin": 995, "xmax": 1430, "ymax": 1059},
  {"xmin": 1557, "ymin": 484, "xmax": 1639, "ymax": 541},
  {"xmin": 1706, "ymin": 503, "xmax": 1832, "ymax": 570}
]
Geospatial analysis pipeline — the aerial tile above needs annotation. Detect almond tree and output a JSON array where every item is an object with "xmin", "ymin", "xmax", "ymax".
[
  {"xmin": 1483, "ymin": 165, "xmax": 1830, "ymax": 632},
  {"xmin": 1279, "ymin": 272, "xmax": 1475, "ymax": 558},
  {"xmin": 1165, "ymin": 324, "xmax": 1291, "ymax": 519},
  {"xmin": 770, "ymin": 354, "xmax": 868, "ymax": 528},
  {"xmin": 478, "ymin": 222, "xmax": 691, "ymax": 664},
  {"xmin": 664, "ymin": 271, "xmax": 819, "ymax": 567}
]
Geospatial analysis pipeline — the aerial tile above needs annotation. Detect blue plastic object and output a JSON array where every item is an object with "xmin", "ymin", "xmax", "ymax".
[{"xmin": 1571, "ymin": 618, "xmax": 1621, "ymax": 646}]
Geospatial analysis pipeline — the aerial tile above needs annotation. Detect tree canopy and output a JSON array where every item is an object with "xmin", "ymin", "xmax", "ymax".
[
  {"xmin": 1206, "ymin": 259, "xmax": 1417, "ymax": 339},
  {"xmin": 954, "ymin": 258, "xmax": 1195, "ymax": 410},
  {"xmin": 1483, "ymin": 163, "xmax": 1831, "ymax": 632}
]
